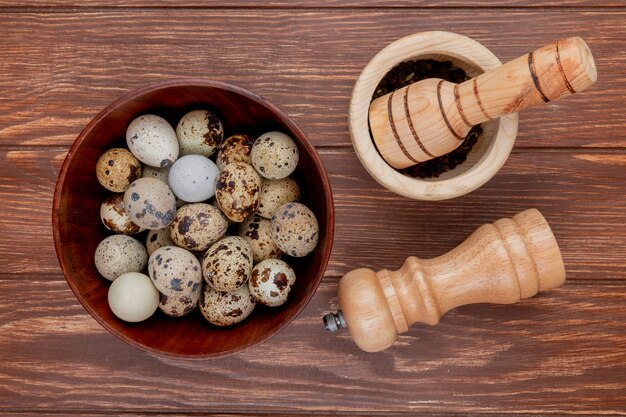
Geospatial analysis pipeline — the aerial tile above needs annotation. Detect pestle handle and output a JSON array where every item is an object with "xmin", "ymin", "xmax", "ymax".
[
  {"xmin": 457, "ymin": 37, "xmax": 597, "ymax": 125},
  {"xmin": 335, "ymin": 209, "xmax": 566, "ymax": 352}
]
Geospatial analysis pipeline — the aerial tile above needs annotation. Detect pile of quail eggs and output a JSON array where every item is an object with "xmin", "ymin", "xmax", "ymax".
[{"xmin": 93, "ymin": 110, "xmax": 319, "ymax": 327}]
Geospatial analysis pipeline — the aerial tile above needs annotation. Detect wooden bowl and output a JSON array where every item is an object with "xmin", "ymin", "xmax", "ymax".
[
  {"xmin": 349, "ymin": 31, "xmax": 519, "ymax": 200},
  {"xmin": 52, "ymin": 79, "xmax": 334, "ymax": 359}
]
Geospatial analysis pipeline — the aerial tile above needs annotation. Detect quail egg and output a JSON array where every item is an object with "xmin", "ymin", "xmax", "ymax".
[
  {"xmin": 168, "ymin": 155, "xmax": 220, "ymax": 202},
  {"xmin": 94, "ymin": 235, "xmax": 148, "ymax": 281},
  {"xmin": 158, "ymin": 280, "xmax": 202, "ymax": 317},
  {"xmin": 215, "ymin": 133, "xmax": 255, "ymax": 170},
  {"xmin": 108, "ymin": 272, "xmax": 159, "ymax": 323},
  {"xmin": 96, "ymin": 148, "xmax": 142, "ymax": 192},
  {"xmin": 142, "ymin": 165, "xmax": 170, "ymax": 185},
  {"xmin": 126, "ymin": 114, "xmax": 179, "ymax": 168},
  {"xmin": 176, "ymin": 109, "xmax": 223, "ymax": 157},
  {"xmin": 100, "ymin": 193, "xmax": 144, "ymax": 235},
  {"xmin": 148, "ymin": 246, "xmax": 202, "ymax": 297},
  {"xmin": 271, "ymin": 202, "xmax": 319, "ymax": 257},
  {"xmin": 250, "ymin": 131, "xmax": 299, "ymax": 180},
  {"xmin": 215, "ymin": 163, "xmax": 261, "ymax": 222},
  {"xmin": 257, "ymin": 177, "xmax": 300, "ymax": 219},
  {"xmin": 249, "ymin": 259, "xmax": 296, "ymax": 307},
  {"xmin": 145, "ymin": 227, "xmax": 176, "ymax": 256},
  {"xmin": 202, "ymin": 236, "xmax": 253, "ymax": 292},
  {"xmin": 123, "ymin": 177, "xmax": 176, "ymax": 230},
  {"xmin": 199, "ymin": 284, "xmax": 256, "ymax": 327},
  {"xmin": 238, "ymin": 215, "xmax": 282, "ymax": 263},
  {"xmin": 169, "ymin": 203, "xmax": 228, "ymax": 252}
]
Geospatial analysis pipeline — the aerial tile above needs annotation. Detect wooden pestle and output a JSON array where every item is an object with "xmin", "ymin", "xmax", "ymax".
[
  {"xmin": 369, "ymin": 37, "xmax": 597, "ymax": 169},
  {"xmin": 323, "ymin": 209, "xmax": 566, "ymax": 352}
]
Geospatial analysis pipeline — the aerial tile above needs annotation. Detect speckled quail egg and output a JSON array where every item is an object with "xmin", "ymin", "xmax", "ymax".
[
  {"xmin": 96, "ymin": 148, "xmax": 142, "ymax": 192},
  {"xmin": 145, "ymin": 227, "xmax": 176, "ymax": 256},
  {"xmin": 123, "ymin": 177, "xmax": 176, "ymax": 230},
  {"xmin": 142, "ymin": 165, "xmax": 170, "ymax": 185},
  {"xmin": 271, "ymin": 202, "xmax": 319, "ymax": 257},
  {"xmin": 148, "ymin": 246, "xmax": 202, "ymax": 297},
  {"xmin": 108, "ymin": 272, "xmax": 159, "ymax": 323},
  {"xmin": 94, "ymin": 235, "xmax": 148, "ymax": 281},
  {"xmin": 257, "ymin": 177, "xmax": 300, "ymax": 219},
  {"xmin": 215, "ymin": 163, "xmax": 261, "ymax": 222},
  {"xmin": 199, "ymin": 284, "xmax": 256, "ymax": 327},
  {"xmin": 169, "ymin": 203, "xmax": 228, "ymax": 252},
  {"xmin": 168, "ymin": 155, "xmax": 220, "ymax": 202},
  {"xmin": 249, "ymin": 259, "xmax": 296, "ymax": 307},
  {"xmin": 202, "ymin": 236, "xmax": 253, "ymax": 292},
  {"xmin": 238, "ymin": 215, "xmax": 282, "ymax": 263},
  {"xmin": 158, "ymin": 280, "xmax": 202, "ymax": 317},
  {"xmin": 176, "ymin": 110, "xmax": 223, "ymax": 157},
  {"xmin": 126, "ymin": 114, "xmax": 179, "ymax": 168},
  {"xmin": 215, "ymin": 133, "xmax": 255, "ymax": 170},
  {"xmin": 100, "ymin": 193, "xmax": 144, "ymax": 235},
  {"xmin": 250, "ymin": 131, "xmax": 299, "ymax": 180}
]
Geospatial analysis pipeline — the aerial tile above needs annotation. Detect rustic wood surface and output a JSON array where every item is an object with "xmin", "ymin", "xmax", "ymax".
[{"xmin": 1, "ymin": 3, "xmax": 625, "ymax": 416}]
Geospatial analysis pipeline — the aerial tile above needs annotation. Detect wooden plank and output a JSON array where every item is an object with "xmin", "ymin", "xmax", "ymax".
[
  {"xmin": 0, "ymin": 10, "xmax": 623, "ymax": 148},
  {"xmin": 1, "ymin": 277, "xmax": 625, "ymax": 414},
  {"xmin": 2, "ymin": 148, "xmax": 626, "ymax": 280}
]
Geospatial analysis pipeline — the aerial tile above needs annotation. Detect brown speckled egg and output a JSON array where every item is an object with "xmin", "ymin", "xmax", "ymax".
[
  {"xmin": 176, "ymin": 110, "xmax": 223, "ymax": 157},
  {"xmin": 158, "ymin": 280, "xmax": 202, "ymax": 317},
  {"xmin": 170, "ymin": 203, "xmax": 228, "ymax": 252},
  {"xmin": 271, "ymin": 202, "xmax": 319, "ymax": 257},
  {"xmin": 202, "ymin": 236, "xmax": 253, "ymax": 292},
  {"xmin": 94, "ymin": 235, "xmax": 148, "ymax": 281},
  {"xmin": 257, "ymin": 177, "xmax": 300, "ymax": 219},
  {"xmin": 250, "ymin": 131, "xmax": 299, "ymax": 180},
  {"xmin": 145, "ymin": 227, "xmax": 175, "ymax": 256},
  {"xmin": 100, "ymin": 193, "xmax": 144, "ymax": 235},
  {"xmin": 215, "ymin": 133, "xmax": 255, "ymax": 170},
  {"xmin": 238, "ymin": 215, "xmax": 282, "ymax": 263},
  {"xmin": 123, "ymin": 177, "xmax": 177, "ymax": 230},
  {"xmin": 215, "ymin": 163, "xmax": 261, "ymax": 223},
  {"xmin": 199, "ymin": 284, "xmax": 256, "ymax": 327},
  {"xmin": 96, "ymin": 148, "xmax": 142, "ymax": 192},
  {"xmin": 148, "ymin": 246, "xmax": 202, "ymax": 297},
  {"xmin": 126, "ymin": 114, "xmax": 179, "ymax": 168},
  {"xmin": 249, "ymin": 259, "xmax": 296, "ymax": 307},
  {"xmin": 142, "ymin": 165, "xmax": 170, "ymax": 185}
]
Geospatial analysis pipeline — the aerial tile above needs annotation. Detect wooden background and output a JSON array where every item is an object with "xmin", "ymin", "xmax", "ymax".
[{"xmin": 1, "ymin": 1, "xmax": 626, "ymax": 415}]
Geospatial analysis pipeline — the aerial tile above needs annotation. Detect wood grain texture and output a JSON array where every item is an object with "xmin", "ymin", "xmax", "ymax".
[
  {"xmin": 1, "ymin": 277, "xmax": 626, "ymax": 414},
  {"xmin": 2, "ymin": 148, "xmax": 626, "ymax": 281},
  {"xmin": 0, "ymin": 11, "xmax": 624, "ymax": 148}
]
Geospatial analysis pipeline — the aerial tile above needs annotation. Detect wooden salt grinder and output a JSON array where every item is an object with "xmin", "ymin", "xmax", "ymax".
[
  {"xmin": 323, "ymin": 209, "xmax": 566, "ymax": 352},
  {"xmin": 369, "ymin": 37, "xmax": 597, "ymax": 169}
]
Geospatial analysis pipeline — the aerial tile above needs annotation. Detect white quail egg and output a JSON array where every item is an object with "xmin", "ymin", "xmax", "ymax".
[
  {"xmin": 94, "ymin": 234, "xmax": 148, "ymax": 281},
  {"xmin": 158, "ymin": 280, "xmax": 202, "ymax": 317},
  {"xmin": 215, "ymin": 163, "xmax": 261, "ymax": 222},
  {"xmin": 202, "ymin": 236, "xmax": 253, "ymax": 292},
  {"xmin": 145, "ymin": 227, "xmax": 176, "ymax": 256},
  {"xmin": 96, "ymin": 148, "xmax": 142, "ymax": 192},
  {"xmin": 199, "ymin": 284, "xmax": 256, "ymax": 327},
  {"xmin": 168, "ymin": 155, "xmax": 220, "ymax": 202},
  {"xmin": 148, "ymin": 246, "xmax": 202, "ymax": 297},
  {"xmin": 176, "ymin": 109, "xmax": 223, "ymax": 157},
  {"xmin": 250, "ymin": 131, "xmax": 299, "ymax": 180},
  {"xmin": 215, "ymin": 133, "xmax": 255, "ymax": 170},
  {"xmin": 238, "ymin": 215, "xmax": 282, "ymax": 263},
  {"xmin": 123, "ymin": 177, "xmax": 176, "ymax": 230},
  {"xmin": 100, "ymin": 193, "xmax": 144, "ymax": 235},
  {"xmin": 169, "ymin": 203, "xmax": 228, "ymax": 252},
  {"xmin": 271, "ymin": 202, "xmax": 319, "ymax": 257},
  {"xmin": 108, "ymin": 272, "xmax": 159, "ymax": 322},
  {"xmin": 249, "ymin": 258, "xmax": 296, "ymax": 307},
  {"xmin": 257, "ymin": 177, "xmax": 300, "ymax": 219},
  {"xmin": 126, "ymin": 114, "xmax": 179, "ymax": 168}
]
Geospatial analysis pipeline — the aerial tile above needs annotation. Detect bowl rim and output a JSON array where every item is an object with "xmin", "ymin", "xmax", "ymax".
[
  {"xmin": 52, "ymin": 78, "xmax": 335, "ymax": 359},
  {"xmin": 349, "ymin": 31, "xmax": 519, "ymax": 201}
]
